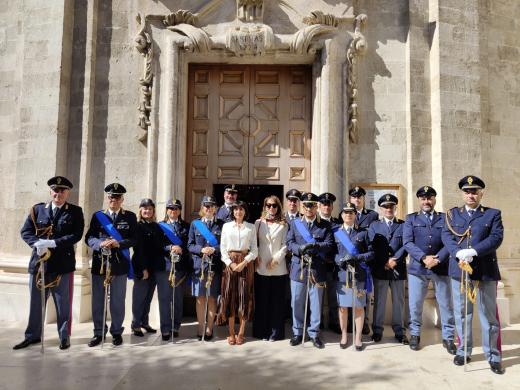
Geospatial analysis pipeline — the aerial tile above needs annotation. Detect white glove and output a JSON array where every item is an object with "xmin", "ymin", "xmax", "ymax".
[
  {"xmin": 455, "ymin": 249, "xmax": 468, "ymax": 260},
  {"xmin": 36, "ymin": 246, "xmax": 48, "ymax": 256},
  {"xmin": 34, "ymin": 239, "xmax": 56, "ymax": 249},
  {"xmin": 466, "ymin": 248, "xmax": 477, "ymax": 257}
]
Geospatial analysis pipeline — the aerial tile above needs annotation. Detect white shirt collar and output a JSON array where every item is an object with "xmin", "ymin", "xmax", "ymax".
[
  {"xmin": 51, "ymin": 202, "xmax": 62, "ymax": 211},
  {"xmin": 465, "ymin": 205, "xmax": 479, "ymax": 212},
  {"xmin": 304, "ymin": 216, "xmax": 317, "ymax": 224},
  {"xmin": 384, "ymin": 217, "xmax": 394, "ymax": 224}
]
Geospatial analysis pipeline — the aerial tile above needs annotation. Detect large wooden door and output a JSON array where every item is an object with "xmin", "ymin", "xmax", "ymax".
[{"xmin": 186, "ymin": 65, "xmax": 311, "ymax": 219}]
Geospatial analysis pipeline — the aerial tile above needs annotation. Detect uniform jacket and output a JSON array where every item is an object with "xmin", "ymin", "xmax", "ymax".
[
  {"xmin": 216, "ymin": 205, "xmax": 232, "ymax": 223},
  {"xmin": 333, "ymin": 226, "xmax": 374, "ymax": 283},
  {"xmin": 160, "ymin": 219, "xmax": 191, "ymax": 277},
  {"xmin": 441, "ymin": 206, "xmax": 503, "ymax": 281},
  {"xmin": 403, "ymin": 211, "xmax": 449, "ymax": 276},
  {"xmin": 368, "ymin": 218, "xmax": 407, "ymax": 280},
  {"xmin": 20, "ymin": 202, "xmax": 84, "ymax": 275},
  {"xmin": 356, "ymin": 208, "xmax": 379, "ymax": 231},
  {"xmin": 85, "ymin": 209, "xmax": 138, "ymax": 276},
  {"xmin": 286, "ymin": 217, "xmax": 334, "ymax": 283},
  {"xmin": 188, "ymin": 218, "xmax": 223, "ymax": 276},
  {"xmin": 320, "ymin": 215, "xmax": 341, "ymax": 271}
]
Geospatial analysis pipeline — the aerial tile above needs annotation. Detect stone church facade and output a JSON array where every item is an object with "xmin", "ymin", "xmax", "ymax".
[{"xmin": 1, "ymin": 1, "xmax": 519, "ymax": 324}]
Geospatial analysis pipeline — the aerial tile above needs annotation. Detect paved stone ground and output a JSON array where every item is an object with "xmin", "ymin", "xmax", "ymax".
[{"xmin": 1, "ymin": 319, "xmax": 519, "ymax": 390}]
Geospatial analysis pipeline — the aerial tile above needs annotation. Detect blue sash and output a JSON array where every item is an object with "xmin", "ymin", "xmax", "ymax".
[
  {"xmin": 159, "ymin": 222, "xmax": 183, "ymax": 246},
  {"xmin": 334, "ymin": 227, "xmax": 372, "ymax": 293},
  {"xmin": 192, "ymin": 220, "xmax": 219, "ymax": 247},
  {"xmin": 95, "ymin": 211, "xmax": 134, "ymax": 279},
  {"xmin": 294, "ymin": 219, "xmax": 316, "ymax": 244}
]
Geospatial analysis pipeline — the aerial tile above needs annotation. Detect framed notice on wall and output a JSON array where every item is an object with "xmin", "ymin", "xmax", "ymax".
[{"xmin": 354, "ymin": 183, "xmax": 405, "ymax": 220}]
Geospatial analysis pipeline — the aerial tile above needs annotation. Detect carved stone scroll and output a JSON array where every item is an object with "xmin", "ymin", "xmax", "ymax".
[
  {"xmin": 303, "ymin": 11, "xmax": 339, "ymax": 27},
  {"xmin": 346, "ymin": 14, "xmax": 367, "ymax": 144},
  {"xmin": 135, "ymin": 13, "xmax": 153, "ymax": 142}
]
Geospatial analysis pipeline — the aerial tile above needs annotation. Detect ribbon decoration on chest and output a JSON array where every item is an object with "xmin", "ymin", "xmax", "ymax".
[
  {"xmin": 95, "ymin": 211, "xmax": 134, "ymax": 279},
  {"xmin": 192, "ymin": 220, "xmax": 219, "ymax": 247},
  {"xmin": 334, "ymin": 227, "xmax": 372, "ymax": 294},
  {"xmin": 294, "ymin": 219, "xmax": 316, "ymax": 244},
  {"xmin": 159, "ymin": 222, "xmax": 183, "ymax": 246}
]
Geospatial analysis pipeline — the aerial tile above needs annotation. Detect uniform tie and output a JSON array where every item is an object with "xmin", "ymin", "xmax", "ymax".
[
  {"xmin": 307, "ymin": 221, "xmax": 312, "ymax": 230},
  {"xmin": 49, "ymin": 206, "xmax": 54, "ymax": 220},
  {"xmin": 387, "ymin": 220, "xmax": 393, "ymax": 229},
  {"xmin": 111, "ymin": 212, "xmax": 117, "ymax": 223},
  {"xmin": 346, "ymin": 227, "xmax": 351, "ymax": 235},
  {"xmin": 425, "ymin": 212, "xmax": 432, "ymax": 221},
  {"xmin": 468, "ymin": 209, "xmax": 474, "ymax": 218}
]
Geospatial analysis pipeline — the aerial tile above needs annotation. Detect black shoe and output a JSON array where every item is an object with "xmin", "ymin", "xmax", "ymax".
[
  {"xmin": 442, "ymin": 339, "xmax": 457, "ymax": 355},
  {"xmin": 409, "ymin": 335, "xmax": 420, "ymax": 351},
  {"xmin": 132, "ymin": 328, "xmax": 144, "ymax": 337},
  {"xmin": 355, "ymin": 343, "xmax": 364, "ymax": 351},
  {"xmin": 489, "ymin": 362, "xmax": 505, "ymax": 375},
  {"xmin": 88, "ymin": 336, "xmax": 103, "ymax": 347},
  {"xmin": 339, "ymin": 342, "xmax": 348, "ymax": 349},
  {"xmin": 311, "ymin": 337, "xmax": 325, "ymax": 349},
  {"xmin": 290, "ymin": 335, "xmax": 303, "ymax": 346},
  {"xmin": 112, "ymin": 334, "xmax": 123, "ymax": 346},
  {"xmin": 59, "ymin": 338, "xmax": 70, "ymax": 350},
  {"xmin": 372, "ymin": 333, "xmax": 382, "ymax": 342},
  {"xmin": 142, "ymin": 325, "xmax": 157, "ymax": 334},
  {"xmin": 454, "ymin": 355, "xmax": 471, "ymax": 366},
  {"xmin": 162, "ymin": 333, "xmax": 171, "ymax": 341},
  {"xmin": 13, "ymin": 338, "xmax": 41, "ymax": 350},
  {"xmin": 197, "ymin": 334, "xmax": 203, "ymax": 341},
  {"xmin": 173, "ymin": 330, "xmax": 179, "ymax": 338},
  {"xmin": 362, "ymin": 323, "xmax": 370, "ymax": 335},
  {"xmin": 395, "ymin": 334, "xmax": 409, "ymax": 345},
  {"xmin": 203, "ymin": 333, "xmax": 213, "ymax": 341}
]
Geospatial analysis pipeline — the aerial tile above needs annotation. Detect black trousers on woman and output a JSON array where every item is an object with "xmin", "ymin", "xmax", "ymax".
[{"xmin": 253, "ymin": 273, "xmax": 287, "ymax": 340}]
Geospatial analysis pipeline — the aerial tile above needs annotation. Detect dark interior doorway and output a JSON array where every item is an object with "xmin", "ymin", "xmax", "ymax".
[{"xmin": 213, "ymin": 184, "xmax": 285, "ymax": 222}]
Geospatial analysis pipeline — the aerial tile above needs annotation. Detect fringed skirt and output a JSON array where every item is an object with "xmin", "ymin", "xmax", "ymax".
[{"xmin": 217, "ymin": 251, "xmax": 255, "ymax": 324}]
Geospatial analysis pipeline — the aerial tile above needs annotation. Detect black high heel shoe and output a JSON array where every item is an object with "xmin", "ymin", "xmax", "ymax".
[{"xmin": 355, "ymin": 343, "xmax": 363, "ymax": 351}]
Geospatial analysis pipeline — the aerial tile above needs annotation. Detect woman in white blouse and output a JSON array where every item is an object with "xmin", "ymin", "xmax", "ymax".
[
  {"xmin": 253, "ymin": 195, "xmax": 288, "ymax": 341},
  {"xmin": 217, "ymin": 200, "xmax": 258, "ymax": 345}
]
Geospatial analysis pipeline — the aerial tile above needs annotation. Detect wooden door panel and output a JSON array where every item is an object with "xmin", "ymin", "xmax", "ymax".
[{"xmin": 186, "ymin": 65, "xmax": 311, "ymax": 220}]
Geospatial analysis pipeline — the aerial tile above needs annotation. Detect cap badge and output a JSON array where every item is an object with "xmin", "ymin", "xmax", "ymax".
[
  {"xmin": 57, "ymin": 177, "xmax": 62, "ymax": 184},
  {"xmin": 468, "ymin": 177, "xmax": 473, "ymax": 185},
  {"xmin": 307, "ymin": 193, "xmax": 312, "ymax": 200},
  {"xmin": 424, "ymin": 186, "xmax": 428, "ymax": 192},
  {"xmin": 355, "ymin": 186, "xmax": 359, "ymax": 191},
  {"xmin": 386, "ymin": 194, "xmax": 390, "ymax": 201},
  {"xmin": 114, "ymin": 183, "xmax": 119, "ymax": 190}
]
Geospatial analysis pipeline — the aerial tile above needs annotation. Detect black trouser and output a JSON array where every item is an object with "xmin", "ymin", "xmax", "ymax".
[{"xmin": 253, "ymin": 273, "xmax": 287, "ymax": 340}]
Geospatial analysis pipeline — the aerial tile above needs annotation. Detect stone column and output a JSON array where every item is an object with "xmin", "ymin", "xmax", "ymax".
[
  {"xmin": 313, "ymin": 35, "xmax": 347, "ymax": 200},
  {"xmin": 429, "ymin": 0, "xmax": 483, "ymax": 209}
]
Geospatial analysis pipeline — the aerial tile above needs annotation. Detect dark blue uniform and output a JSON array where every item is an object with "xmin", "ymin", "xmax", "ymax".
[
  {"xmin": 188, "ymin": 218, "xmax": 223, "ymax": 298},
  {"xmin": 216, "ymin": 205, "xmax": 233, "ymax": 223},
  {"xmin": 334, "ymin": 226, "xmax": 373, "ymax": 307},
  {"xmin": 286, "ymin": 217, "xmax": 334, "ymax": 338},
  {"xmin": 321, "ymin": 216, "xmax": 341, "ymax": 330},
  {"xmin": 403, "ymin": 211, "xmax": 455, "ymax": 341},
  {"xmin": 159, "ymin": 219, "xmax": 190, "ymax": 333},
  {"xmin": 356, "ymin": 208, "xmax": 379, "ymax": 231},
  {"xmin": 442, "ymin": 206, "xmax": 504, "ymax": 363},
  {"xmin": 20, "ymin": 202, "xmax": 84, "ymax": 343},
  {"xmin": 368, "ymin": 218, "xmax": 407, "ymax": 337},
  {"xmin": 85, "ymin": 209, "xmax": 138, "ymax": 337}
]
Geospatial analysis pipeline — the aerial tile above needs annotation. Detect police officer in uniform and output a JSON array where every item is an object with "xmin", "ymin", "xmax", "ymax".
[
  {"xmin": 403, "ymin": 186, "xmax": 456, "ymax": 353},
  {"xmin": 160, "ymin": 198, "xmax": 191, "ymax": 339},
  {"xmin": 368, "ymin": 194, "xmax": 408, "ymax": 344},
  {"xmin": 15, "ymin": 176, "xmax": 84, "ymax": 350},
  {"xmin": 349, "ymin": 186, "xmax": 379, "ymax": 334},
  {"xmin": 216, "ymin": 184, "xmax": 238, "ymax": 223},
  {"xmin": 284, "ymin": 189, "xmax": 302, "ymax": 221},
  {"xmin": 85, "ymin": 183, "xmax": 138, "ymax": 346},
  {"xmin": 318, "ymin": 192, "xmax": 341, "ymax": 334},
  {"xmin": 441, "ymin": 175, "xmax": 505, "ymax": 374},
  {"xmin": 286, "ymin": 192, "xmax": 334, "ymax": 348}
]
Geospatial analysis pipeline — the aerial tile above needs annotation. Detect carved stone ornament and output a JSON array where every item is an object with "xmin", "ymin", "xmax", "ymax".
[
  {"xmin": 290, "ymin": 10, "xmax": 339, "ymax": 54},
  {"xmin": 303, "ymin": 10, "xmax": 339, "ymax": 27},
  {"xmin": 346, "ymin": 14, "xmax": 367, "ymax": 143},
  {"xmin": 135, "ymin": 13, "xmax": 154, "ymax": 142},
  {"xmin": 237, "ymin": 0, "xmax": 264, "ymax": 23},
  {"xmin": 226, "ymin": 24, "xmax": 274, "ymax": 56}
]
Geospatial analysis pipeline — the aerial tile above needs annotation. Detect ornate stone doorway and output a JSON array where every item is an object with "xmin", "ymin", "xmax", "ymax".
[{"xmin": 185, "ymin": 64, "xmax": 312, "ymax": 218}]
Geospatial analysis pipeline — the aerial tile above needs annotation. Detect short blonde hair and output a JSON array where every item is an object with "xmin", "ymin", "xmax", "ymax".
[{"xmin": 138, "ymin": 206, "xmax": 156, "ymax": 222}]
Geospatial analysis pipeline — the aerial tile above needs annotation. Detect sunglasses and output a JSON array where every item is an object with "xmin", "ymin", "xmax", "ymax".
[
  {"xmin": 265, "ymin": 203, "xmax": 278, "ymax": 208},
  {"xmin": 203, "ymin": 203, "xmax": 215, "ymax": 208},
  {"xmin": 303, "ymin": 202, "xmax": 316, "ymax": 209}
]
